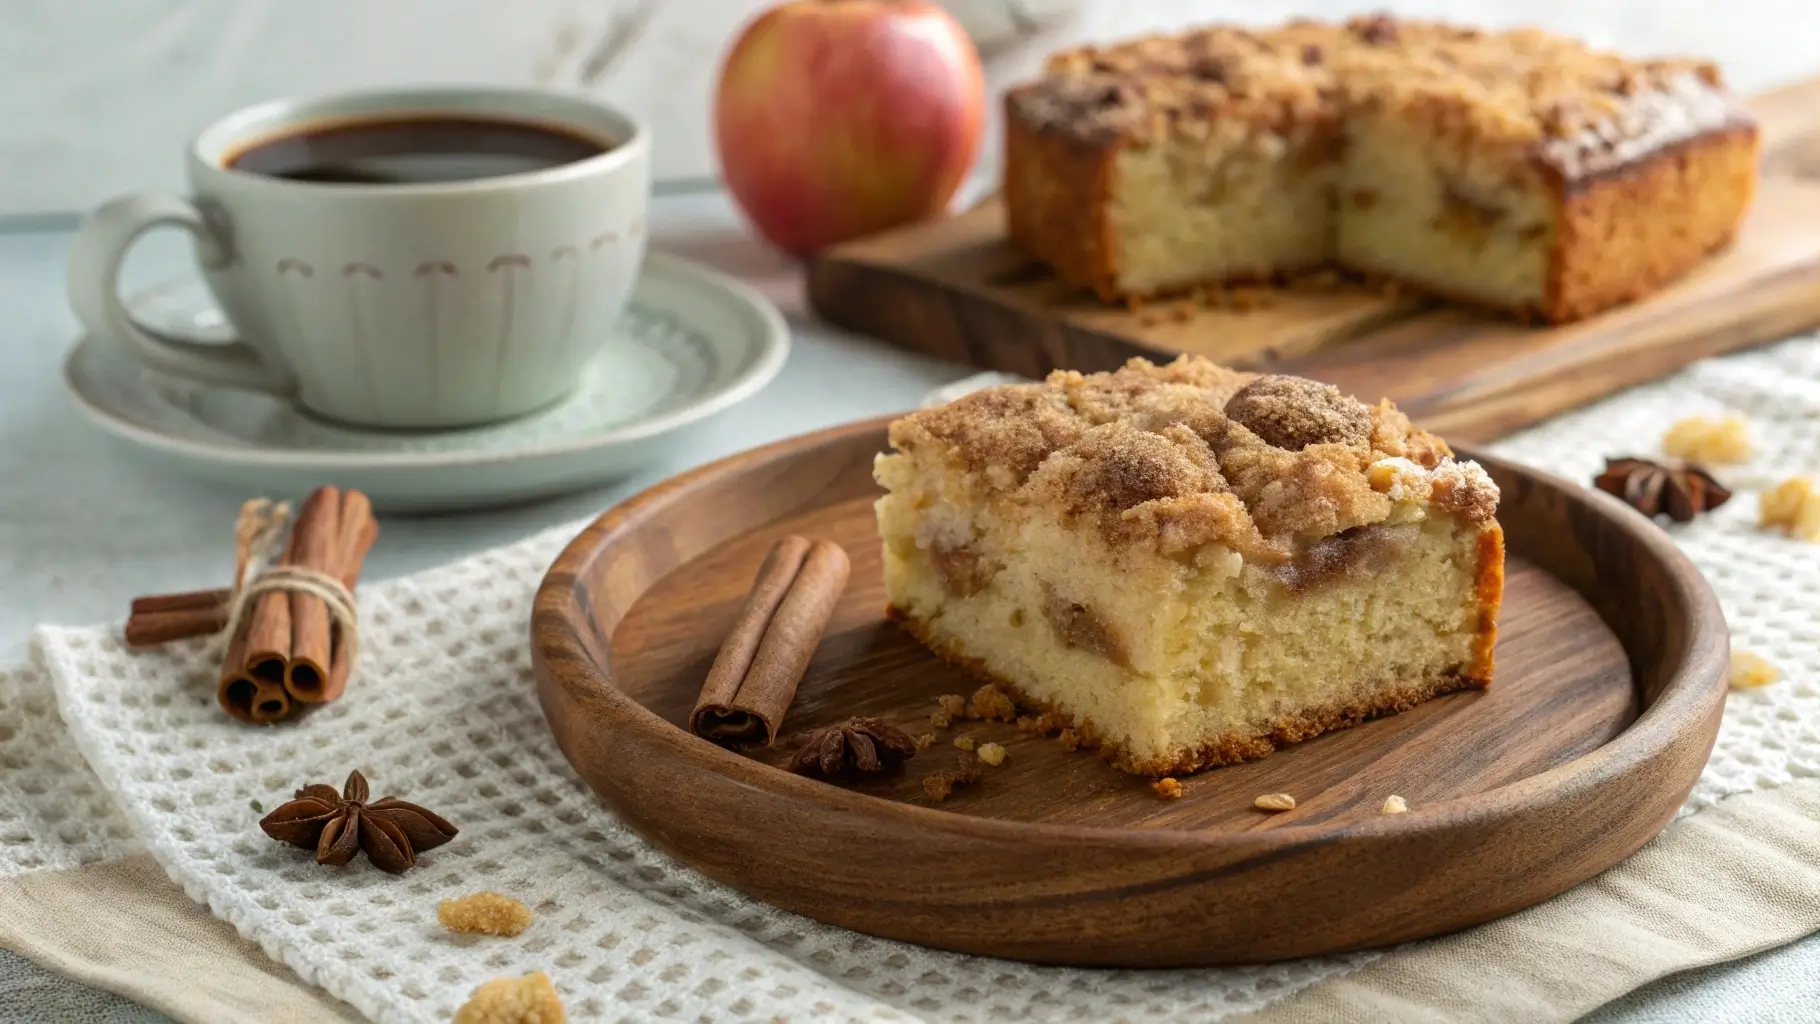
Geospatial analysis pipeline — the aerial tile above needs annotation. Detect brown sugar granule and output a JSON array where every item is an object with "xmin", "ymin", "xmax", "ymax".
[
  {"xmin": 953, "ymin": 735, "xmax": 977, "ymax": 751},
  {"xmin": 1152, "ymin": 778, "xmax": 1183, "ymax": 800},
  {"xmin": 438, "ymin": 892, "xmax": 534, "ymax": 938},
  {"xmin": 922, "ymin": 754, "xmax": 986, "ymax": 802},
  {"xmin": 453, "ymin": 971, "xmax": 566, "ymax": 1024},
  {"xmin": 976, "ymin": 742, "xmax": 1008, "ymax": 766},
  {"xmin": 968, "ymin": 684, "xmax": 1019, "ymax": 722},
  {"xmin": 915, "ymin": 732, "xmax": 937, "ymax": 751},
  {"xmin": 1057, "ymin": 728, "xmax": 1082, "ymax": 751},
  {"xmin": 1761, "ymin": 476, "xmax": 1820, "ymax": 541},
  {"xmin": 1662, "ymin": 415, "xmax": 1752, "ymax": 464},
  {"xmin": 1730, "ymin": 650, "xmax": 1784, "ymax": 690},
  {"xmin": 1254, "ymin": 792, "xmax": 1296, "ymax": 812}
]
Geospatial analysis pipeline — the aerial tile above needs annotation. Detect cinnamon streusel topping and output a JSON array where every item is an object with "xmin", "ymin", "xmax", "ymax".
[
  {"xmin": 885, "ymin": 356, "xmax": 1499, "ymax": 561},
  {"xmin": 1010, "ymin": 14, "xmax": 1741, "ymax": 178}
]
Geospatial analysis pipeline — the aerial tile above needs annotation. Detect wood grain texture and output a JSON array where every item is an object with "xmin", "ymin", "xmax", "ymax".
[
  {"xmin": 530, "ymin": 417, "xmax": 1730, "ymax": 966},
  {"xmin": 807, "ymin": 77, "xmax": 1820, "ymax": 444}
]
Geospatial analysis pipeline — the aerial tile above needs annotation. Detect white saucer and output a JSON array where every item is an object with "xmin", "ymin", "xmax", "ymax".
[{"xmin": 63, "ymin": 253, "xmax": 789, "ymax": 513}]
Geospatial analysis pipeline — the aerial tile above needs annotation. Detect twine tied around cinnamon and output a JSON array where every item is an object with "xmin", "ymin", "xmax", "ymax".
[
  {"xmin": 206, "ymin": 499, "xmax": 361, "ymax": 682},
  {"xmin": 123, "ymin": 488, "xmax": 380, "ymax": 724}
]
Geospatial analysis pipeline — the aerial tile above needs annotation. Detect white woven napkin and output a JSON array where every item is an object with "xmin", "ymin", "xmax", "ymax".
[
  {"xmin": 27, "ymin": 335, "xmax": 1820, "ymax": 1023},
  {"xmin": 0, "ymin": 661, "xmax": 138, "ymax": 878},
  {"xmin": 31, "ymin": 525, "xmax": 1370, "ymax": 1023}
]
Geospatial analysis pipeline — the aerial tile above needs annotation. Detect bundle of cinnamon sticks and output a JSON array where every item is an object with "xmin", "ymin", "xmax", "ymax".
[{"xmin": 124, "ymin": 486, "xmax": 378, "ymax": 725}]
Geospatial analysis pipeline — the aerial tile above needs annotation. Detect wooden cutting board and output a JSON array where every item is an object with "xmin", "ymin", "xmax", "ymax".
[{"xmin": 807, "ymin": 75, "xmax": 1820, "ymax": 443}]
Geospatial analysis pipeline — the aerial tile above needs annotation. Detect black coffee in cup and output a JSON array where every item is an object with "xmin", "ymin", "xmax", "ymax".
[{"xmin": 226, "ymin": 115, "xmax": 612, "ymax": 185}]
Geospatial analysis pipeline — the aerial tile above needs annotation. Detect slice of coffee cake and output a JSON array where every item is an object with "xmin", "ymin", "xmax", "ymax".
[{"xmin": 875, "ymin": 357, "xmax": 1503, "ymax": 776}]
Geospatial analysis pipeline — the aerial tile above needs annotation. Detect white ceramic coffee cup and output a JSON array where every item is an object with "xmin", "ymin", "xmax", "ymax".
[{"xmin": 67, "ymin": 86, "xmax": 650, "ymax": 429}]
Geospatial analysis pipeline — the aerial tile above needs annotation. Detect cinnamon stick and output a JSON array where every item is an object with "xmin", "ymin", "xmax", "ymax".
[
  {"xmin": 130, "ymin": 588, "xmax": 230, "ymax": 616},
  {"xmin": 281, "ymin": 487, "xmax": 341, "ymax": 701},
  {"xmin": 690, "ymin": 536, "xmax": 850, "ymax": 746},
  {"xmin": 125, "ymin": 604, "xmax": 229, "ymax": 647},
  {"xmin": 241, "ymin": 507, "xmax": 300, "ymax": 684},
  {"xmin": 123, "ymin": 588, "xmax": 232, "ymax": 646},
  {"xmin": 286, "ymin": 488, "xmax": 378, "ymax": 703},
  {"xmin": 217, "ymin": 630, "xmax": 259, "ymax": 723}
]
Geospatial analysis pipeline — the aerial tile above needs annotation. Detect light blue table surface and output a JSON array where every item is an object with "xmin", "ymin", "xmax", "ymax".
[{"xmin": 1, "ymin": 190, "xmax": 1815, "ymax": 1022}]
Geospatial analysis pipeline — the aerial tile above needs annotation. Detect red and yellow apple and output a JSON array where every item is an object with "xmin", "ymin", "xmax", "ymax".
[{"xmin": 714, "ymin": 0, "xmax": 986, "ymax": 257}]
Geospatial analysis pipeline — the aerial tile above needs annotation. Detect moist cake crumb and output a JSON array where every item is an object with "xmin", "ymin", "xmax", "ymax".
[
  {"xmin": 922, "ymin": 754, "xmax": 986, "ymax": 802},
  {"xmin": 1663, "ymin": 415, "xmax": 1752, "ymax": 464},
  {"xmin": 1254, "ymin": 793, "xmax": 1297, "ymax": 812},
  {"xmin": 968, "ymin": 684, "xmax": 1019, "ymax": 722},
  {"xmin": 1057, "ymin": 728, "xmax": 1082, "ymax": 751},
  {"xmin": 930, "ymin": 710, "xmax": 953, "ymax": 730},
  {"xmin": 1729, "ymin": 650, "xmax": 1783, "ymax": 690},
  {"xmin": 1152, "ymin": 778, "xmax": 1184, "ymax": 800},
  {"xmin": 453, "ymin": 972, "xmax": 565, "ymax": 1024},
  {"xmin": 976, "ymin": 742, "xmax": 1008, "ymax": 766},
  {"xmin": 438, "ymin": 892, "xmax": 534, "ymax": 937},
  {"xmin": 1381, "ymin": 795, "xmax": 1410, "ymax": 814},
  {"xmin": 953, "ymin": 735, "xmax": 977, "ymax": 751},
  {"xmin": 1760, "ymin": 477, "xmax": 1820, "ymax": 540},
  {"xmin": 915, "ymin": 732, "xmax": 937, "ymax": 750},
  {"xmin": 937, "ymin": 693, "xmax": 967, "ymax": 717},
  {"xmin": 1017, "ymin": 711, "xmax": 1068, "ymax": 735}
]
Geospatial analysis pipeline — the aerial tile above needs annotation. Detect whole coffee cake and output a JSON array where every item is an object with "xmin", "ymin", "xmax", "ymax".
[
  {"xmin": 875, "ymin": 356, "xmax": 1504, "ymax": 776},
  {"xmin": 1004, "ymin": 14, "xmax": 1758, "ymax": 323}
]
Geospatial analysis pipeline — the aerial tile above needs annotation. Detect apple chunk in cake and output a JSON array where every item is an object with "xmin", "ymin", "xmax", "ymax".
[{"xmin": 875, "ymin": 357, "xmax": 1504, "ymax": 776}]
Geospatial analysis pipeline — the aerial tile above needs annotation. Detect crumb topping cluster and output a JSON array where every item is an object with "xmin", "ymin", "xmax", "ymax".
[
  {"xmin": 886, "ymin": 356, "xmax": 1497, "ymax": 561},
  {"xmin": 880, "ymin": 352, "xmax": 1492, "ymax": 560},
  {"xmin": 1010, "ymin": 13, "xmax": 1740, "ymax": 176}
]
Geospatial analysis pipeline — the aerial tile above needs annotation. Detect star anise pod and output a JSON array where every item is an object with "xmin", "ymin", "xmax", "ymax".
[
  {"xmin": 1594, "ymin": 457, "xmax": 1732, "ymax": 523},
  {"xmin": 258, "ymin": 770, "xmax": 457, "ymax": 874},
  {"xmin": 789, "ymin": 717, "xmax": 918, "ymax": 777}
]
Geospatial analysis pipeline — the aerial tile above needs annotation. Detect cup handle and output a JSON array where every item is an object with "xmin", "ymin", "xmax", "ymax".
[{"xmin": 66, "ymin": 194, "xmax": 294, "ymax": 394}]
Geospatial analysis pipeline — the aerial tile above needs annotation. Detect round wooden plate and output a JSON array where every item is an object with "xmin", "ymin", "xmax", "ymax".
[{"xmin": 531, "ymin": 416, "xmax": 1729, "ymax": 966}]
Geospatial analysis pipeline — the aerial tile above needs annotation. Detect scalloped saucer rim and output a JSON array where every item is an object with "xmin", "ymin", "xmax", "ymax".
[{"xmin": 63, "ymin": 252, "xmax": 789, "ymax": 474}]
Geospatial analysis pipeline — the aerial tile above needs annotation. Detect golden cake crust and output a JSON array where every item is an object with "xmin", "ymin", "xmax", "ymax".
[{"xmin": 1003, "ymin": 13, "xmax": 1759, "ymax": 321}]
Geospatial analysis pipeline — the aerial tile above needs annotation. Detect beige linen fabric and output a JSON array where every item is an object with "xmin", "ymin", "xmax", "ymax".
[
  {"xmin": 1238, "ymin": 780, "xmax": 1820, "ymax": 1024},
  {"xmin": 2, "ymin": 781, "xmax": 1815, "ymax": 1024},
  {"xmin": 0, "ymin": 855, "xmax": 362, "ymax": 1024}
]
